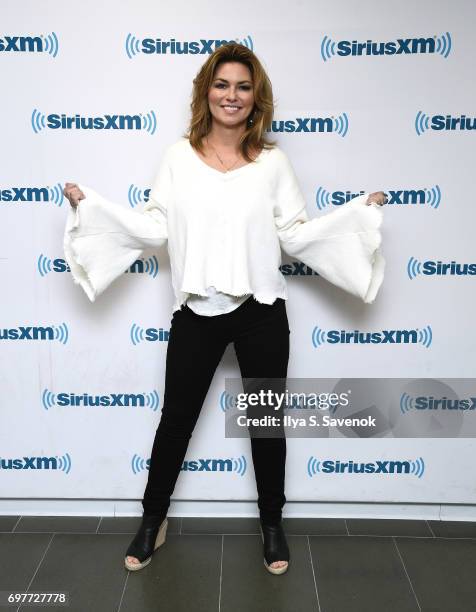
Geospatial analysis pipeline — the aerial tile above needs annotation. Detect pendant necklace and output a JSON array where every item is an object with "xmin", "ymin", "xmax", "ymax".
[{"xmin": 206, "ymin": 138, "xmax": 241, "ymax": 173}]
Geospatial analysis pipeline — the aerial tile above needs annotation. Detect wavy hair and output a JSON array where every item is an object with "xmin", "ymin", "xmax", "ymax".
[{"xmin": 184, "ymin": 42, "xmax": 277, "ymax": 162}]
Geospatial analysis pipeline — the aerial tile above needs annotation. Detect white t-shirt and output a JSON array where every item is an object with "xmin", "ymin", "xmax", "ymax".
[
  {"xmin": 185, "ymin": 285, "xmax": 250, "ymax": 316},
  {"xmin": 64, "ymin": 137, "xmax": 385, "ymax": 312}
]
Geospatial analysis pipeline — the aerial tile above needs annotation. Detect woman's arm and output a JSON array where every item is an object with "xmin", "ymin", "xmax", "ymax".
[
  {"xmin": 274, "ymin": 151, "xmax": 385, "ymax": 303},
  {"xmin": 63, "ymin": 153, "xmax": 171, "ymax": 302}
]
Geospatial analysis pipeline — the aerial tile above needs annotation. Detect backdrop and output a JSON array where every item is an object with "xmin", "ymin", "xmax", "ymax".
[{"xmin": 1, "ymin": 0, "xmax": 475, "ymax": 511}]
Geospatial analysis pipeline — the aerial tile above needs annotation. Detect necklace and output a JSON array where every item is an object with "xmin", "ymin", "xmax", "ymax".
[{"xmin": 205, "ymin": 138, "xmax": 241, "ymax": 173}]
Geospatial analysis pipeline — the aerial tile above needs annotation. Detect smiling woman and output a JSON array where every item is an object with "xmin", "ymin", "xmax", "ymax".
[
  {"xmin": 209, "ymin": 71, "xmax": 254, "ymax": 127},
  {"xmin": 187, "ymin": 43, "xmax": 276, "ymax": 165},
  {"xmin": 62, "ymin": 41, "xmax": 386, "ymax": 578}
]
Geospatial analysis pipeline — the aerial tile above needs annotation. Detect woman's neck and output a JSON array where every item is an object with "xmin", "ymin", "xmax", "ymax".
[{"xmin": 205, "ymin": 123, "xmax": 246, "ymax": 151}]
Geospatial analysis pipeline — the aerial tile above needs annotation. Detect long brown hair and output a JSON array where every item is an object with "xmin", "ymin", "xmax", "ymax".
[{"xmin": 184, "ymin": 42, "xmax": 277, "ymax": 162}]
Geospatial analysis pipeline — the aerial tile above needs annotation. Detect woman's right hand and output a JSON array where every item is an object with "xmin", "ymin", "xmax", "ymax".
[{"xmin": 63, "ymin": 182, "xmax": 85, "ymax": 208}]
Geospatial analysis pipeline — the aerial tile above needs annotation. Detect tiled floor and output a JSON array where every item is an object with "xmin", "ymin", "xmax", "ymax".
[{"xmin": 1, "ymin": 515, "xmax": 476, "ymax": 611}]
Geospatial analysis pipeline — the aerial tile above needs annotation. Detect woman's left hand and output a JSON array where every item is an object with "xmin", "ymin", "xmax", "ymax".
[{"xmin": 366, "ymin": 191, "xmax": 388, "ymax": 206}]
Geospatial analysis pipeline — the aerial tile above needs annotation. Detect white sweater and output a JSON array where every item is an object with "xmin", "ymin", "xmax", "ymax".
[{"xmin": 63, "ymin": 137, "xmax": 385, "ymax": 312}]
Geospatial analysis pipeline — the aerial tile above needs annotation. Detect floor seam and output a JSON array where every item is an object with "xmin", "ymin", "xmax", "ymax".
[
  {"xmin": 4, "ymin": 531, "xmax": 476, "ymax": 539},
  {"xmin": 116, "ymin": 568, "xmax": 129, "ymax": 612},
  {"xmin": 11, "ymin": 516, "xmax": 23, "ymax": 533},
  {"xmin": 16, "ymin": 532, "xmax": 56, "ymax": 612},
  {"xmin": 218, "ymin": 534, "xmax": 224, "ymax": 612},
  {"xmin": 425, "ymin": 519, "xmax": 436, "ymax": 538},
  {"xmin": 307, "ymin": 535, "xmax": 321, "ymax": 612},
  {"xmin": 392, "ymin": 536, "xmax": 422, "ymax": 612}
]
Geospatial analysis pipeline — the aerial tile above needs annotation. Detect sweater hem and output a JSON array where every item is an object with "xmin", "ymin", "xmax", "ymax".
[{"xmin": 179, "ymin": 284, "xmax": 254, "ymax": 299}]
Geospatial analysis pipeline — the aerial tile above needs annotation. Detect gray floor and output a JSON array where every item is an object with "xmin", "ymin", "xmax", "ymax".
[{"xmin": 1, "ymin": 515, "xmax": 476, "ymax": 612}]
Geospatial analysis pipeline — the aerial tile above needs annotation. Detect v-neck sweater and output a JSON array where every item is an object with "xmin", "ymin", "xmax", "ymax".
[{"xmin": 63, "ymin": 137, "xmax": 385, "ymax": 313}]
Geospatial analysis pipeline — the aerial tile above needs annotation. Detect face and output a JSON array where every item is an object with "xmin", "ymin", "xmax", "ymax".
[{"xmin": 207, "ymin": 61, "xmax": 255, "ymax": 129}]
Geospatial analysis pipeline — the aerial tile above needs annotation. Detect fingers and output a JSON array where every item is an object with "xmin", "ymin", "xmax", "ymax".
[
  {"xmin": 366, "ymin": 191, "xmax": 387, "ymax": 206},
  {"xmin": 63, "ymin": 183, "xmax": 85, "ymax": 208}
]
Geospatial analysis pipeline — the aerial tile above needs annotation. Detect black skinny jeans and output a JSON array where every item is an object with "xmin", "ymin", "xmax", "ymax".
[{"xmin": 142, "ymin": 295, "xmax": 290, "ymax": 524}]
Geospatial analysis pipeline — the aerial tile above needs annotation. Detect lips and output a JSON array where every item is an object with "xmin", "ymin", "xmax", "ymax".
[{"xmin": 221, "ymin": 105, "xmax": 242, "ymax": 110}]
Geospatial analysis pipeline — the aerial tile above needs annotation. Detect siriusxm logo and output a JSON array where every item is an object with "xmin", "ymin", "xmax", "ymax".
[
  {"xmin": 316, "ymin": 186, "xmax": 441, "ymax": 210},
  {"xmin": 130, "ymin": 323, "xmax": 169, "ymax": 344},
  {"xmin": 415, "ymin": 112, "xmax": 476, "ymax": 135},
  {"xmin": 131, "ymin": 454, "xmax": 247, "ymax": 475},
  {"xmin": 0, "ymin": 184, "xmax": 64, "ymax": 206},
  {"xmin": 42, "ymin": 389, "xmax": 160, "ymax": 411},
  {"xmin": 279, "ymin": 261, "xmax": 319, "ymax": 276},
  {"xmin": 407, "ymin": 257, "xmax": 476, "ymax": 279},
  {"xmin": 125, "ymin": 34, "xmax": 253, "ymax": 58},
  {"xmin": 307, "ymin": 456, "xmax": 425, "ymax": 478},
  {"xmin": 321, "ymin": 32, "xmax": 451, "ymax": 62},
  {"xmin": 267, "ymin": 114, "xmax": 348, "ymax": 136},
  {"xmin": 220, "ymin": 391, "xmax": 237, "ymax": 412},
  {"xmin": 0, "ymin": 33, "xmax": 59, "ymax": 56},
  {"xmin": 181, "ymin": 455, "xmax": 247, "ymax": 474},
  {"xmin": 37, "ymin": 256, "xmax": 71, "ymax": 275},
  {"xmin": 400, "ymin": 393, "xmax": 476, "ymax": 414},
  {"xmin": 1, "ymin": 453, "xmax": 71, "ymax": 472},
  {"xmin": 312, "ymin": 325, "xmax": 433, "ymax": 348},
  {"xmin": 0, "ymin": 323, "xmax": 69, "ymax": 344},
  {"xmin": 31, "ymin": 109, "xmax": 157, "ymax": 134},
  {"xmin": 37, "ymin": 254, "xmax": 158, "ymax": 277},
  {"xmin": 128, "ymin": 185, "xmax": 151, "ymax": 208}
]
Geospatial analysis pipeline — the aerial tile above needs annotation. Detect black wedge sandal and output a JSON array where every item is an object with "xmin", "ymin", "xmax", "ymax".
[
  {"xmin": 124, "ymin": 515, "xmax": 168, "ymax": 571},
  {"xmin": 260, "ymin": 520, "xmax": 290, "ymax": 575}
]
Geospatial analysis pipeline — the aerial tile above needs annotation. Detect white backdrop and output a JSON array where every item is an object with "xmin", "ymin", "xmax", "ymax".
[{"xmin": 1, "ymin": 0, "xmax": 475, "ymax": 513}]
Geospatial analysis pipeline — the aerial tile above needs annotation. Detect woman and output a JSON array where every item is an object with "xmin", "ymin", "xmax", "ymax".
[{"xmin": 63, "ymin": 42, "xmax": 387, "ymax": 576}]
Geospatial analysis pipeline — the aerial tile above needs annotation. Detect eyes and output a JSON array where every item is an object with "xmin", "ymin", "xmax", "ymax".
[{"xmin": 214, "ymin": 83, "xmax": 252, "ymax": 91}]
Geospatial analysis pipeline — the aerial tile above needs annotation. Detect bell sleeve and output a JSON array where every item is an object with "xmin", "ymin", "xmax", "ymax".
[
  {"xmin": 274, "ymin": 151, "xmax": 385, "ymax": 303},
  {"xmin": 63, "ymin": 151, "xmax": 172, "ymax": 302}
]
